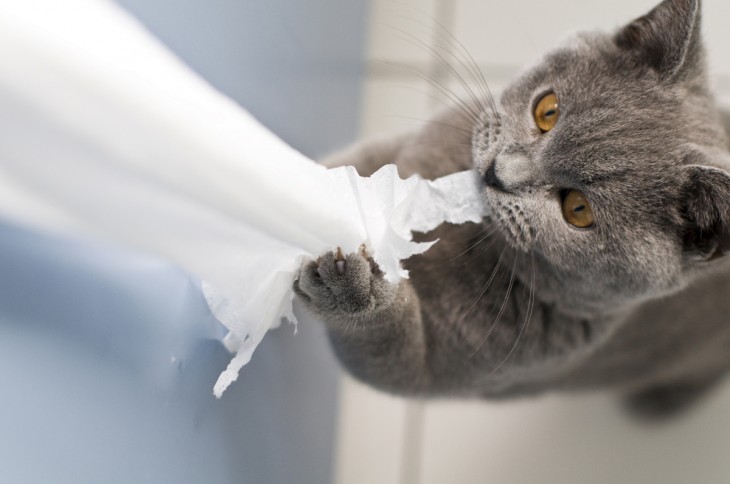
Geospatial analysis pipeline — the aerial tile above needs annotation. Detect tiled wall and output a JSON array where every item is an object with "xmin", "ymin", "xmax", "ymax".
[{"xmin": 334, "ymin": 1, "xmax": 730, "ymax": 483}]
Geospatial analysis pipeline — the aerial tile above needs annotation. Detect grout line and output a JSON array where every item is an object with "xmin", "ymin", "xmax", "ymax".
[
  {"xmin": 425, "ymin": 0, "xmax": 458, "ymax": 111},
  {"xmin": 399, "ymin": 401, "xmax": 426, "ymax": 484}
]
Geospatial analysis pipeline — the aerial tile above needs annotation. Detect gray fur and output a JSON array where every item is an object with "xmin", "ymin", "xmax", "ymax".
[{"xmin": 294, "ymin": 0, "xmax": 730, "ymax": 418}]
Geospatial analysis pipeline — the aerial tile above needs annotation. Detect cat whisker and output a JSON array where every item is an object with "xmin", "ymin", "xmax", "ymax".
[
  {"xmin": 396, "ymin": 13, "xmax": 499, "ymax": 117},
  {"xmin": 390, "ymin": 27, "xmax": 492, "ymax": 121},
  {"xmin": 457, "ymin": 247, "xmax": 508, "ymax": 335},
  {"xmin": 389, "ymin": 9, "xmax": 499, "ymax": 118},
  {"xmin": 458, "ymin": 238, "xmax": 502, "ymax": 270},
  {"xmin": 382, "ymin": 83, "xmax": 473, "ymax": 120},
  {"xmin": 385, "ymin": 115, "xmax": 474, "ymax": 137},
  {"xmin": 472, "ymin": 231, "xmax": 504, "ymax": 258},
  {"xmin": 467, "ymin": 250, "xmax": 518, "ymax": 359},
  {"xmin": 482, "ymin": 251, "xmax": 536, "ymax": 379},
  {"xmin": 383, "ymin": 60, "xmax": 482, "ymax": 126},
  {"xmin": 396, "ymin": 141, "xmax": 475, "ymax": 153},
  {"xmin": 442, "ymin": 226, "xmax": 499, "ymax": 265}
]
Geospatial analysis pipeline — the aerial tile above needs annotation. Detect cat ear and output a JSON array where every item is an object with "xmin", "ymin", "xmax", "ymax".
[
  {"xmin": 615, "ymin": 0, "xmax": 702, "ymax": 80},
  {"xmin": 682, "ymin": 162, "xmax": 730, "ymax": 262}
]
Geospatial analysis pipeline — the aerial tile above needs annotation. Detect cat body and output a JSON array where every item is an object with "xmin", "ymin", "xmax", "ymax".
[{"xmin": 294, "ymin": 0, "xmax": 730, "ymax": 417}]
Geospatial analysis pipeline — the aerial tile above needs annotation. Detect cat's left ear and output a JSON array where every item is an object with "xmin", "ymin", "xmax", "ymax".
[
  {"xmin": 681, "ymin": 160, "xmax": 730, "ymax": 262},
  {"xmin": 615, "ymin": 0, "xmax": 702, "ymax": 81}
]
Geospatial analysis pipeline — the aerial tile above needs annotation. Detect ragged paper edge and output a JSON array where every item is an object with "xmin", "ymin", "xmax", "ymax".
[
  {"xmin": 408, "ymin": 170, "xmax": 488, "ymax": 233},
  {"xmin": 205, "ymin": 258, "xmax": 303, "ymax": 398},
  {"xmin": 208, "ymin": 166, "xmax": 488, "ymax": 397},
  {"xmin": 209, "ymin": 283, "xmax": 298, "ymax": 398}
]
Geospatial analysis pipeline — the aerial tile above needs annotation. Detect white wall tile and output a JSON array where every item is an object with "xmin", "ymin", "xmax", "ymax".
[
  {"xmin": 333, "ymin": 377, "xmax": 422, "ymax": 484},
  {"xmin": 359, "ymin": 77, "xmax": 438, "ymax": 138},
  {"xmin": 419, "ymin": 382, "xmax": 730, "ymax": 484},
  {"xmin": 366, "ymin": 0, "xmax": 439, "ymax": 65},
  {"xmin": 451, "ymin": 0, "xmax": 730, "ymax": 87},
  {"xmin": 367, "ymin": 0, "xmax": 730, "ymax": 98},
  {"xmin": 703, "ymin": 0, "xmax": 730, "ymax": 81},
  {"xmin": 453, "ymin": 0, "xmax": 658, "ymax": 67}
]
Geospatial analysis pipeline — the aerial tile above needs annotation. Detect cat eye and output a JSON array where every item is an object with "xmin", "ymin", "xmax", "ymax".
[
  {"xmin": 561, "ymin": 190, "xmax": 594, "ymax": 228},
  {"xmin": 534, "ymin": 92, "xmax": 560, "ymax": 133}
]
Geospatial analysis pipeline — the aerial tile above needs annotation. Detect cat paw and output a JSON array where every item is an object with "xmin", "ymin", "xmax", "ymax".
[{"xmin": 293, "ymin": 247, "xmax": 397, "ymax": 321}]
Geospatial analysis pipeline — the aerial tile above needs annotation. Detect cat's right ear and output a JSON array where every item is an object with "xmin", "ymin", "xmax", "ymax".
[
  {"xmin": 614, "ymin": 0, "xmax": 702, "ymax": 81},
  {"xmin": 681, "ymin": 161, "xmax": 730, "ymax": 262}
]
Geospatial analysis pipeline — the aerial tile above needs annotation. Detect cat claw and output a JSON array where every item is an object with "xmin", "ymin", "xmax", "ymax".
[
  {"xmin": 313, "ymin": 246, "xmax": 373, "ymax": 278},
  {"xmin": 358, "ymin": 243, "xmax": 369, "ymax": 258},
  {"xmin": 335, "ymin": 247, "xmax": 346, "ymax": 275}
]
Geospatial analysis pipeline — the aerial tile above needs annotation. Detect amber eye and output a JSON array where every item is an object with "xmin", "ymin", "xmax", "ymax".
[
  {"xmin": 534, "ymin": 92, "xmax": 560, "ymax": 133},
  {"xmin": 562, "ymin": 190, "xmax": 594, "ymax": 228}
]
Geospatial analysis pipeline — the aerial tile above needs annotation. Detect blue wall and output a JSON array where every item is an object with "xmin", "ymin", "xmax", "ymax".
[
  {"xmin": 0, "ymin": 1, "xmax": 369, "ymax": 483},
  {"xmin": 118, "ymin": 0, "xmax": 368, "ymax": 158}
]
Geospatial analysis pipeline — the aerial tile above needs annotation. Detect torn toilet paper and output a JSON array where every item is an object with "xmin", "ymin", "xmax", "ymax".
[{"xmin": 0, "ymin": 0, "xmax": 488, "ymax": 396}]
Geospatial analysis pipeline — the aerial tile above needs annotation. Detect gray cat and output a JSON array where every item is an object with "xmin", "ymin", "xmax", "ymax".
[{"xmin": 293, "ymin": 0, "xmax": 730, "ymax": 418}]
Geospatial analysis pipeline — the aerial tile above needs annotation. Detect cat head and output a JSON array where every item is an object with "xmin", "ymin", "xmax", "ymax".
[{"xmin": 472, "ymin": 0, "xmax": 730, "ymax": 315}]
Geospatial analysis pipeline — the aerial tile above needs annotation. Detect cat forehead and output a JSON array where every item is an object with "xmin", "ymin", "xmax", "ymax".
[
  {"xmin": 554, "ymin": 30, "xmax": 607, "ymax": 54},
  {"xmin": 498, "ymin": 42, "xmax": 690, "ymax": 141},
  {"xmin": 507, "ymin": 30, "xmax": 598, "ymax": 80},
  {"xmin": 500, "ymin": 31, "xmax": 636, "ymax": 107}
]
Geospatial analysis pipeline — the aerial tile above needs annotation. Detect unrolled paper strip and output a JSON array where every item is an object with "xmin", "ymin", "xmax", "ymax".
[{"xmin": 0, "ymin": 0, "xmax": 488, "ymax": 396}]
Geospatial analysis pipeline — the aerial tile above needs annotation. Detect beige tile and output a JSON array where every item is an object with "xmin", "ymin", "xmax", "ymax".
[
  {"xmin": 704, "ymin": 0, "xmax": 730, "ymax": 78},
  {"xmin": 358, "ymin": 71, "xmax": 509, "ymax": 141},
  {"xmin": 419, "ymin": 381, "xmax": 730, "ymax": 484},
  {"xmin": 452, "ymin": 0, "xmax": 661, "ymax": 67},
  {"xmin": 445, "ymin": 74, "xmax": 509, "ymax": 112},
  {"xmin": 359, "ymin": 77, "xmax": 440, "ymax": 138},
  {"xmin": 332, "ymin": 376, "xmax": 417, "ymax": 484},
  {"xmin": 715, "ymin": 92, "xmax": 730, "ymax": 112},
  {"xmin": 450, "ymin": 0, "xmax": 730, "ymax": 104},
  {"xmin": 366, "ymin": 0, "xmax": 439, "ymax": 65}
]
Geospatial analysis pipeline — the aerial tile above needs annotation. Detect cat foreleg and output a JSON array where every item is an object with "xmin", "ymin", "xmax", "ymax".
[{"xmin": 294, "ymin": 249, "xmax": 431, "ymax": 394}]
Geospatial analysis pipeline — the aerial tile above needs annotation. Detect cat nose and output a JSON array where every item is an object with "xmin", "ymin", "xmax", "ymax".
[
  {"xmin": 484, "ymin": 152, "xmax": 535, "ymax": 193},
  {"xmin": 483, "ymin": 162, "xmax": 509, "ymax": 193}
]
